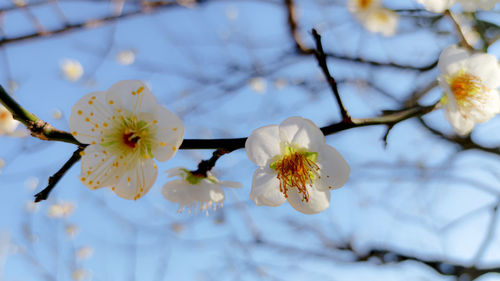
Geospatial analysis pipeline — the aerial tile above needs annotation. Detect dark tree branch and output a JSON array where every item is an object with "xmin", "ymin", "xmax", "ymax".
[
  {"xmin": 191, "ymin": 148, "xmax": 233, "ymax": 177},
  {"xmin": 34, "ymin": 146, "xmax": 84, "ymax": 202},
  {"xmin": 418, "ymin": 117, "xmax": 500, "ymax": 155},
  {"xmin": 311, "ymin": 28, "xmax": 351, "ymax": 123}
]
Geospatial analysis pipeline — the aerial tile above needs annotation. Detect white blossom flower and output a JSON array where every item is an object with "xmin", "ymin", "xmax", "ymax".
[
  {"xmin": 347, "ymin": 0, "xmax": 380, "ymax": 14},
  {"xmin": 362, "ymin": 8, "xmax": 399, "ymax": 37},
  {"xmin": 245, "ymin": 116, "xmax": 350, "ymax": 214},
  {"xmin": 116, "ymin": 50, "xmax": 136, "ymax": 66},
  {"xmin": 76, "ymin": 246, "xmax": 93, "ymax": 260},
  {"xmin": 416, "ymin": 0, "xmax": 455, "ymax": 13},
  {"xmin": 69, "ymin": 80, "xmax": 184, "ymax": 200},
  {"xmin": 65, "ymin": 224, "xmax": 79, "ymax": 238},
  {"xmin": 437, "ymin": 46, "xmax": 500, "ymax": 135},
  {"xmin": 249, "ymin": 77, "xmax": 267, "ymax": 94},
  {"xmin": 347, "ymin": 0, "xmax": 398, "ymax": 37},
  {"xmin": 416, "ymin": 0, "xmax": 499, "ymax": 12},
  {"xmin": 0, "ymin": 105, "xmax": 19, "ymax": 135},
  {"xmin": 162, "ymin": 167, "xmax": 241, "ymax": 214},
  {"xmin": 60, "ymin": 59, "xmax": 84, "ymax": 82},
  {"xmin": 457, "ymin": 0, "xmax": 500, "ymax": 11},
  {"xmin": 47, "ymin": 202, "xmax": 75, "ymax": 218}
]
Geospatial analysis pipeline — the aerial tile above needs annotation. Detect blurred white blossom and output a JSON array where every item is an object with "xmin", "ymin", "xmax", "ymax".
[
  {"xmin": 60, "ymin": 59, "xmax": 84, "ymax": 82},
  {"xmin": 347, "ymin": 0, "xmax": 398, "ymax": 36},
  {"xmin": 24, "ymin": 201, "xmax": 40, "ymax": 213},
  {"xmin": 274, "ymin": 78, "xmax": 288, "ymax": 90},
  {"xmin": 437, "ymin": 45, "xmax": 500, "ymax": 135},
  {"xmin": 47, "ymin": 202, "xmax": 75, "ymax": 218},
  {"xmin": 416, "ymin": 0, "xmax": 500, "ymax": 12},
  {"xmin": 65, "ymin": 224, "xmax": 80, "ymax": 238},
  {"xmin": 52, "ymin": 109, "xmax": 63, "ymax": 120},
  {"xmin": 249, "ymin": 77, "xmax": 267, "ymax": 94},
  {"xmin": 72, "ymin": 269, "xmax": 90, "ymax": 281},
  {"xmin": 0, "ymin": 105, "xmax": 19, "ymax": 135},
  {"xmin": 116, "ymin": 50, "xmax": 136, "ymax": 65},
  {"xmin": 24, "ymin": 176, "xmax": 39, "ymax": 191},
  {"xmin": 76, "ymin": 246, "xmax": 93, "ymax": 260}
]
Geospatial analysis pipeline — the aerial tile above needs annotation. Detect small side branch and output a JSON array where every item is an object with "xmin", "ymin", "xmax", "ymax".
[
  {"xmin": 445, "ymin": 10, "xmax": 474, "ymax": 51},
  {"xmin": 191, "ymin": 148, "xmax": 232, "ymax": 177},
  {"xmin": 34, "ymin": 147, "xmax": 84, "ymax": 202},
  {"xmin": 311, "ymin": 29, "xmax": 352, "ymax": 123}
]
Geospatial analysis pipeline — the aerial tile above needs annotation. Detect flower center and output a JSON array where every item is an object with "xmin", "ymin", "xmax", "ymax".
[
  {"xmin": 446, "ymin": 70, "xmax": 490, "ymax": 117},
  {"xmin": 0, "ymin": 111, "xmax": 8, "ymax": 120},
  {"xmin": 122, "ymin": 130, "xmax": 141, "ymax": 148},
  {"xmin": 270, "ymin": 147, "xmax": 319, "ymax": 202},
  {"xmin": 358, "ymin": 0, "xmax": 372, "ymax": 9},
  {"xmin": 449, "ymin": 71, "xmax": 486, "ymax": 104},
  {"xmin": 101, "ymin": 113, "xmax": 158, "ymax": 160}
]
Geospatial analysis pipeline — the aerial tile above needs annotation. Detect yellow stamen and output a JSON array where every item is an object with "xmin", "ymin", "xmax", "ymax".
[{"xmin": 271, "ymin": 148, "xmax": 319, "ymax": 202}]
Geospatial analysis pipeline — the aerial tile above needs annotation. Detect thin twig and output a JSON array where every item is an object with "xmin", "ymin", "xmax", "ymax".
[
  {"xmin": 472, "ymin": 200, "xmax": 500, "ymax": 264},
  {"xmin": 34, "ymin": 147, "xmax": 84, "ymax": 202},
  {"xmin": 445, "ymin": 10, "xmax": 474, "ymax": 51},
  {"xmin": 311, "ymin": 28, "xmax": 352, "ymax": 123},
  {"xmin": 191, "ymin": 148, "xmax": 233, "ymax": 177}
]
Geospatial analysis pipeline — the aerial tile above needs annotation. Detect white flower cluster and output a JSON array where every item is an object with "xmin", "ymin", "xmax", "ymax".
[
  {"xmin": 66, "ymin": 80, "xmax": 351, "ymax": 214},
  {"xmin": 416, "ymin": 0, "xmax": 500, "ymax": 13},
  {"xmin": 347, "ymin": 0, "xmax": 399, "ymax": 37}
]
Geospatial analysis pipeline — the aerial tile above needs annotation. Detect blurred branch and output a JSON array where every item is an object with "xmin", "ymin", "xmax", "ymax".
[
  {"xmin": 418, "ymin": 117, "xmax": 500, "ymax": 155},
  {"xmin": 472, "ymin": 200, "xmax": 500, "ymax": 264},
  {"xmin": 34, "ymin": 146, "xmax": 84, "ymax": 202},
  {"xmin": 0, "ymin": 1, "xmax": 181, "ymax": 47},
  {"xmin": 257, "ymin": 239, "xmax": 500, "ymax": 280},
  {"xmin": 283, "ymin": 0, "xmax": 438, "ymax": 71}
]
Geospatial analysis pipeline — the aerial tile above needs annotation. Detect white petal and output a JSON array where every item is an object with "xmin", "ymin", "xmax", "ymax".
[
  {"xmin": 106, "ymin": 80, "xmax": 158, "ymax": 116},
  {"xmin": 249, "ymin": 167, "xmax": 286, "ymax": 207},
  {"xmin": 79, "ymin": 144, "xmax": 122, "ymax": 190},
  {"xmin": 467, "ymin": 89, "xmax": 500, "ymax": 122},
  {"xmin": 69, "ymin": 91, "xmax": 112, "ymax": 144},
  {"xmin": 287, "ymin": 186, "xmax": 331, "ymax": 214},
  {"xmin": 417, "ymin": 0, "xmax": 456, "ymax": 13},
  {"xmin": 196, "ymin": 181, "xmax": 225, "ymax": 204},
  {"xmin": 112, "ymin": 159, "xmax": 157, "ymax": 200},
  {"xmin": 151, "ymin": 106, "xmax": 184, "ymax": 162},
  {"xmin": 162, "ymin": 179, "xmax": 196, "ymax": 206},
  {"xmin": 245, "ymin": 125, "xmax": 281, "ymax": 166},
  {"xmin": 444, "ymin": 101, "xmax": 476, "ymax": 135},
  {"xmin": 219, "ymin": 180, "xmax": 242, "ymax": 188},
  {"xmin": 466, "ymin": 53, "xmax": 500, "ymax": 89},
  {"xmin": 279, "ymin": 116, "xmax": 325, "ymax": 152},
  {"xmin": 438, "ymin": 45, "xmax": 470, "ymax": 76},
  {"xmin": 162, "ymin": 180, "xmax": 225, "ymax": 208},
  {"xmin": 317, "ymin": 144, "xmax": 350, "ymax": 190}
]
